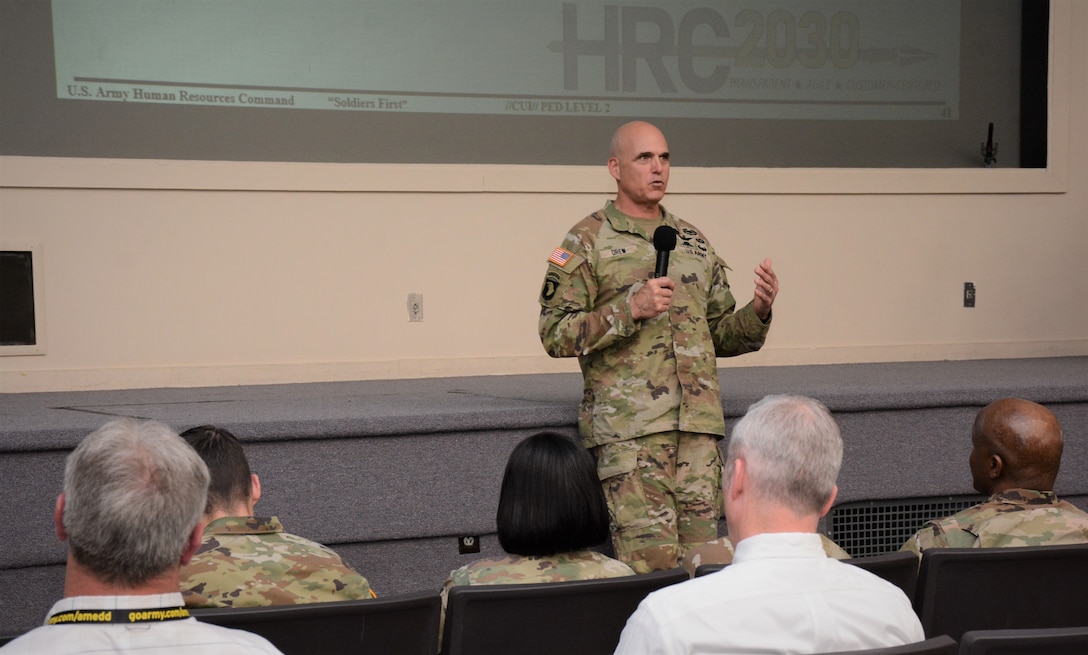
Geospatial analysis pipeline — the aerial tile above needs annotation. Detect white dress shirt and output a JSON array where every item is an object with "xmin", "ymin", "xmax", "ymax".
[
  {"xmin": 1, "ymin": 592, "xmax": 283, "ymax": 654},
  {"xmin": 614, "ymin": 533, "xmax": 925, "ymax": 655}
]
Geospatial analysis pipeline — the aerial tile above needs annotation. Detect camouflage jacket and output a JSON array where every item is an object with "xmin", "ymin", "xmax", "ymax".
[
  {"xmin": 900, "ymin": 489, "xmax": 1088, "ymax": 555},
  {"xmin": 180, "ymin": 516, "xmax": 375, "ymax": 608},
  {"xmin": 437, "ymin": 550, "xmax": 633, "ymax": 645},
  {"xmin": 682, "ymin": 535, "xmax": 851, "ymax": 576},
  {"xmin": 443, "ymin": 550, "xmax": 635, "ymax": 590},
  {"xmin": 539, "ymin": 201, "xmax": 770, "ymax": 447}
]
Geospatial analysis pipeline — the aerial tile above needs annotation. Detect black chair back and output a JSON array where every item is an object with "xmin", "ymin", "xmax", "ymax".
[
  {"xmin": 693, "ymin": 562, "xmax": 725, "ymax": 577},
  {"xmin": 191, "ymin": 590, "xmax": 441, "ymax": 655},
  {"xmin": 958, "ymin": 626, "xmax": 1088, "ymax": 655},
  {"xmin": 816, "ymin": 635, "xmax": 957, "ymax": 655},
  {"xmin": 440, "ymin": 568, "xmax": 689, "ymax": 655},
  {"xmin": 845, "ymin": 550, "xmax": 919, "ymax": 600},
  {"xmin": 913, "ymin": 543, "xmax": 1088, "ymax": 640},
  {"xmin": 0, "ymin": 633, "xmax": 25, "ymax": 647}
]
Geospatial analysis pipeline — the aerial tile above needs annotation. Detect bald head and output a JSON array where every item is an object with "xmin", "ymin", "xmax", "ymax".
[
  {"xmin": 969, "ymin": 398, "xmax": 1064, "ymax": 495},
  {"xmin": 610, "ymin": 121, "xmax": 664, "ymax": 159}
]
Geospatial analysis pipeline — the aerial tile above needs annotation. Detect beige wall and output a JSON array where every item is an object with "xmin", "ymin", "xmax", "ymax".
[{"xmin": 2, "ymin": 3, "xmax": 1086, "ymax": 393}]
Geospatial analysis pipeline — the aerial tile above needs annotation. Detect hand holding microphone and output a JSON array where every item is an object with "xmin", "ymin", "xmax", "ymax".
[{"xmin": 632, "ymin": 226, "xmax": 678, "ymax": 320}]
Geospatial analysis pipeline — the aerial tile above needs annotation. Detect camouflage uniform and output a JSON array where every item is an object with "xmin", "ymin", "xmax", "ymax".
[
  {"xmin": 443, "ymin": 549, "xmax": 635, "ymax": 588},
  {"xmin": 441, "ymin": 550, "xmax": 633, "ymax": 614},
  {"xmin": 900, "ymin": 489, "xmax": 1088, "ymax": 556},
  {"xmin": 539, "ymin": 201, "xmax": 771, "ymax": 572},
  {"xmin": 438, "ymin": 550, "xmax": 633, "ymax": 644},
  {"xmin": 180, "ymin": 516, "xmax": 375, "ymax": 608},
  {"xmin": 682, "ymin": 535, "xmax": 851, "ymax": 577}
]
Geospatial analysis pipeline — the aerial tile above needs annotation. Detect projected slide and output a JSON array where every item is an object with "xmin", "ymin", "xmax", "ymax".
[{"xmin": 52, "ymin": 0, "xmax": 960, "ymax": 121}]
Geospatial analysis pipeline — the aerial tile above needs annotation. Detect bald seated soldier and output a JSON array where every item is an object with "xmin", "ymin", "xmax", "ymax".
[{"xmin": 901, "ymin": 398, "xmax": 1088, "ymax": 554}]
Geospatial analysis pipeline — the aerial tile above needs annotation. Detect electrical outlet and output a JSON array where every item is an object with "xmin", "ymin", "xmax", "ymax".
[
  {"xmin": 457, "ymin": 535, "xmax": 480, "ymax": 554},
  {"xmin": 407, "ymin": 293, "xmax": 423, "ymax": 322},
  {"xmin": 963, "ymin": 282, "xmax": 976, "ymax": 308}
]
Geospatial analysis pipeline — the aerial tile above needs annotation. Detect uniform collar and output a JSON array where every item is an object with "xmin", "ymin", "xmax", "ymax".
[
  {"xmin": 602, "ymin": 200, "xmax": 677, "ymax": 240},
  {"xmin": 203, "ymin": 515, "xmax": 285, "ymax": 536},
  {"xmin": 989, "ymin": 488, "xmax": 1060, "ymax": 506}
]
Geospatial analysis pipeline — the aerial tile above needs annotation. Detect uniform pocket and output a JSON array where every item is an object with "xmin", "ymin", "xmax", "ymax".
[{"xmin": 595, "ymin": 440, "xmax": 639, "ymax": 481}]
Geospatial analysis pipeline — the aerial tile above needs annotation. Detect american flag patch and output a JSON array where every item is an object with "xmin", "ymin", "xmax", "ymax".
[{"xmin": 548, "ymin": 247, "xmax": 574, "ymax": 267}]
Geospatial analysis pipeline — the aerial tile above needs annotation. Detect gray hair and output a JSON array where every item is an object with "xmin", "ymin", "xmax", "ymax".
[
  {"xmin": 62, "ymin": 418, "xmax": 209, "ymax": 587},
  {"xmin": 725, "ymin": 394, "xmax": 843, "ymax": 515}
]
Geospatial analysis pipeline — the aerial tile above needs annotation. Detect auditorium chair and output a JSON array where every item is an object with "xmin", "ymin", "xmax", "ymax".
[
  {"xmin": 190, "ymin": 589, "xmax": 441, "ymax": 655},
  {"xmin": 913, "ymin": 543, "xmax": 1088, "ymax": 641},
  {"xmin": 844, "ymin": 550, "xmax": 920, "ymax": 599},
  {"xmin": 815, "ymin": 635, "xmax": 958, "ymax": 655},
  {"xmin": 695, "ymin": 550, "xmax": 918, "ymax": 600},
  {"xmin": 0, "ymin": 633, "xmax": 23, "ymax": 647},
  {"xmin": 440, "ymin": 567, "xmax": 689, "ymax": 655},
  {"xmin": 958, "ymin": 626, "xmax": 1088, "ymax": 654}
]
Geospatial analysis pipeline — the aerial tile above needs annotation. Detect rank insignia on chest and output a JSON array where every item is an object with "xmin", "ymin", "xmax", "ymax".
[{"xmin": 548, "ymin": 247, "xmax": 574, "ymax": 267}]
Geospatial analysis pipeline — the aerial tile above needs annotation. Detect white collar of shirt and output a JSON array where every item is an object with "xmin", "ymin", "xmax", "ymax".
[
  {"xmin": 46, "ymin": 592, "xmax": 185, "ymax": 623},
  {"xmin": 731, "ymin": 532, "xmax": 826, "ymax": 564}
]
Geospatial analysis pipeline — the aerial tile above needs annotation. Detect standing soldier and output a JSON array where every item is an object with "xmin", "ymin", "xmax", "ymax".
[{"xmin": 538, "ymin": 121, "xmax": 778, "ymax": 572}]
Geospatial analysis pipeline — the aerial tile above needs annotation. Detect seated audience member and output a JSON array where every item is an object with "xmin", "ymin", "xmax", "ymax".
[
  {"xmin": 442, "ymin": 431, "xmax": 634, "ymax": 597},
  {"xmin": 178, "ymin": 425, "xmax": 374, "ymax": 608},
  {"xmin": 2, "ymin": 418, "xmax": 283, "ymax": 654},
  {"xmin": 614, "ymin": 395, "xmax": 924, "ymax": 655},
  {"xmin": 901, "ymin": 397, "xmax": 1088, "ymax": 555},
  {"xmin": 681, "ymin": 532, "xmax": 850, "ymax": 577}
]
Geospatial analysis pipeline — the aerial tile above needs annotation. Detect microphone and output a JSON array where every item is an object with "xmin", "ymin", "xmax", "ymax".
[{"xmin": 652, "ymin": 226, "xmax": 677, "ymax": 278}]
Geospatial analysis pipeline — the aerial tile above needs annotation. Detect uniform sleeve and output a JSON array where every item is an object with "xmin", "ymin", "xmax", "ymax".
[
  {"xmin": 900, "ymin": 520, "xmax": 967, "ymax": 556},
  {"xmin": 899, "ymin": 532, "xmax": 924, "ymax": 557},
  {"xmin": 680, "ymin": 538, "xmax": 735, "ymax": 577},
  {"xmin": 705, "ymin": 254, "xmax": 770, "ymax": 357},
  {"xmin": 538, "ymin": 246, "xmax": 642, "ymax": 358}
]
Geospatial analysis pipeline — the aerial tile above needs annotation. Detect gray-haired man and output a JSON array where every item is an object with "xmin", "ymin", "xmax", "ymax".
[
  {"xmin": 3, "ymin": 418, "xmax": 283, "ymax": 654},
  {"xmin": 615, "ymin": 395, "xmax": 924, "ymax": 654}
]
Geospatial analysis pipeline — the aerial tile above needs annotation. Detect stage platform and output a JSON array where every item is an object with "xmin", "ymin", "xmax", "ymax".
[{"xmin": 2, "ymin": 356, "xmax": 1086, "ymax": 634}]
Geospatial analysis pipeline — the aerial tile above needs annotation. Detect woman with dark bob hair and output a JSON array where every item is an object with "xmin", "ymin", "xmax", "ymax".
[{"xmin": 442, "ymin": 431, "xmax": 634, "ymax": 591}]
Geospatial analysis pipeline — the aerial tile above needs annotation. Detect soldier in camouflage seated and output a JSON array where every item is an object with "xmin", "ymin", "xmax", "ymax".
[
  {"xmin": 901, "ymin": 398, "xmax": 1088, "ymax": 554},
  {"xmin": 178, "ymin": 425, "xmax": 375, "ymax": 607},
  {"xmin": 442, "ymin": 432, "xmax": 634, "ymax": 598}
]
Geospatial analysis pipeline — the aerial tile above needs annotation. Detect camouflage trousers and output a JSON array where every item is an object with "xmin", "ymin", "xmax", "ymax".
[{"xmin": 592, "ymin": 431, "xmax": 723, "ymax": 573}]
